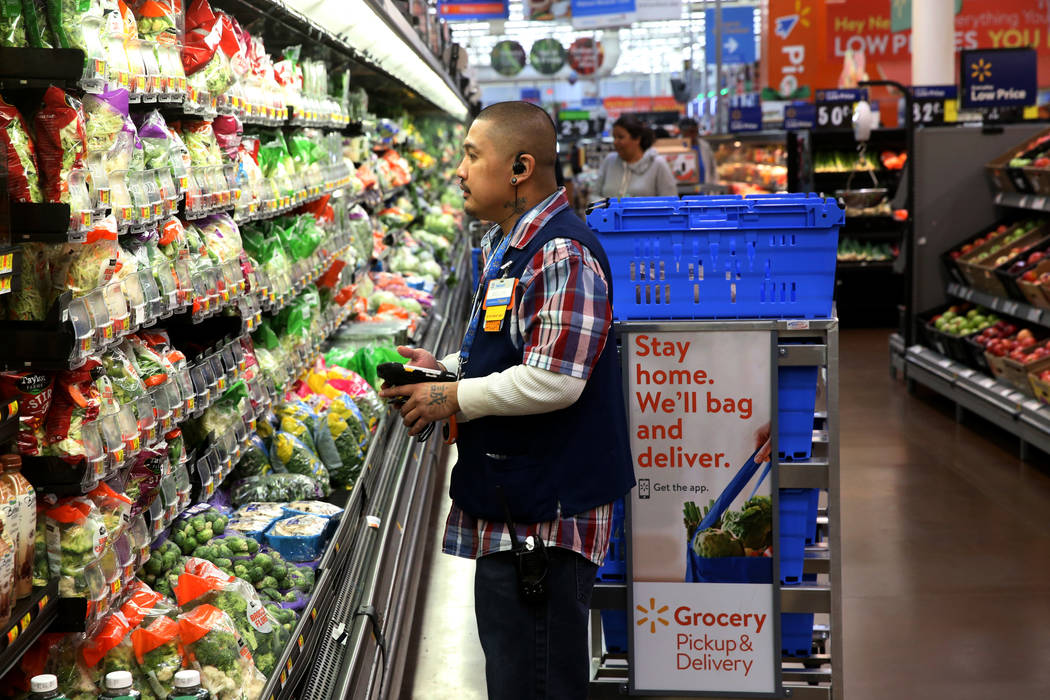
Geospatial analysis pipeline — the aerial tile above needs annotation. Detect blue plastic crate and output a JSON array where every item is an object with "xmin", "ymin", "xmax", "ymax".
[
  {"xmin": 781, "ymin": 612, "xmax": 814, "ymax": 657},
  {"xmin": 601, "ymin": 610, "xmax": 628, "ymax": 653},
  {"xmin": 779, "ymin": 488, "xmax": 810, "ymax": 585},
  {"xmin": 805, "ymin": 488, "xmax": 820, "ymax": 545},
  {"xmin": 778, "ymin": 365, "xmax": 819, "ymax": 461},
  {"xmin": 587, "ymin": 194, "xmax": 843, "ymax": 320},
  {"xmin": 596, "ymin": 498, "xmax": 626, "ymax": 582}
]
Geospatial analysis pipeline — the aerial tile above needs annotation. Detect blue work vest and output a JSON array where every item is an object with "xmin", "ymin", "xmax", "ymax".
[{"xmin": 449, "ymin": 208, "xmax": 636, "ymax": 523}]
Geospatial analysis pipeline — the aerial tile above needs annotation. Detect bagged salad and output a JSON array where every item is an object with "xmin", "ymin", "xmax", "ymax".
[
  {"xmin": 0, "ymin": 97, "xmax": 41, "ymax": 202},
  {"xmin": 231, "ymin": 472, "xmax": 324, "ymax": 507},
  {"xmin": 0, "ymin": 0, "xmax": 26, "ymax": 47},
  {"xmin": 22, "ymin": 0, "xmax": 51, "ymax": 48},
  {"xmin": 86, "ymin": 482, "xmax": 132, "ymax": 540},
  {"xmin": 232, "ymin": 434, "xmax": 271, "ymax": 479},
  {"xmin": 130, "ymin": 614, "xmax": 183, "ymax": 698},
  {"xmin": 269, "ymin": 432, "xmax": 329, "ymax": 495},
  {"xmin": 33, "ymin": 85, "xmax": 87, "ymax": 203},
  {"xmin": 0, "ymin": 370, "xmax": 52, "ymax": 456},
  {"xmin": 45, "ymin": 360, "xmax": 102, "ymax": 462},
  {"xmin": 80, "ymin": 612, "xmax": 140, "ymax": 688},
  {"xmin": 45, "ymin": 496, "xmax": 108, "ymax": 575}
]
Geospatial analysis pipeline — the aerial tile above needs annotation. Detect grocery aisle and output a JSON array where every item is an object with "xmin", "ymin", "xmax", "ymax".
[
  {"xmin": 403, "ymin": 446, "xmax": 487, "ymax": 699},
  {"xmin": 404, "ymin": 328, "xmax": 1050, "ymax": 699},
  {"xmin": 841, "ymin": 329, "xmax": 1050, "ymax": 700}
]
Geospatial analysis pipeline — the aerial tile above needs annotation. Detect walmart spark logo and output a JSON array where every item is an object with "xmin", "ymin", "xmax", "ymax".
[
  {"xmin": 971, "ymin": 58, "xmax": 992, "ymax": 83},
  {"xmin": 774, "ymin": 0, "xmax": 811, "ymax": 40},
  {"xmin": 636, "ymin": 598, "xmax": 670, "ymax": 634}
]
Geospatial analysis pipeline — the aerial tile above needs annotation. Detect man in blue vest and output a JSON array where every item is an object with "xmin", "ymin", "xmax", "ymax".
[{"xmin": 380, "ymin": 100, "xmax": 635, "ymax": 699}]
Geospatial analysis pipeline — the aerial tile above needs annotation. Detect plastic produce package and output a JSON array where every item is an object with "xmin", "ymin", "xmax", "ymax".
[
  {"xmin": 269, "ymin": 432, "xmax": 329, "ymax": 495},
  {"xmin": 34, "ymin": 85, "xmax": 87, "ymax": 203},
  {"xmin": 86, "ymin": 482, "xmax": 132, "ymax": 540},
  {"xmin": 285, "ymin": 500, "xmax": 342, "ymax": 518},
  {"xmin": 45, "ymin": 360, "xmax": 103, "ymax": 462},
  {"xmin": 131, "ymin": 614, "xmax": 183, "ymax": 698},
  {"xmin": 265, "ymin": 514, "xmax": 328, "ymax": 562},
  {"xmin": 45, "ymin": 497, "xmax": 108, "ymax": 574},
  {"xmin": 324, "ymin": 394, "xmax": 368, "ymax": 485},
  {"xmin": 6, "ymin": 243, "xmax": 50, "ymax": 321},
  {"xmin": 233, "ymin": 435, "xmax": 271, "ymax": 479},
  {"xmin": 0, "ymin": 97, "xmax": 42, "ymax": 202},
  {"xmin": 0, "ymin": 370, "xmax": 53, "ymax": 456},
  {"xmin": 177, "ymin": 603, "xmax": 266, "ymax": 700},
  {"xmin": 80, "ymin": 612, "xmax": 138, "ymax": 687},
  {"xmin": 174, "ymin": 557, "xmax": 286, "ymax": 677},
  {"xmin": 231, "ymin": 472, "xmax": 324, "ymax": 507},
  {"xmin": 120, "ymin": 578, "xmax": 178, "ymax": 628},
  {"xmin": 22, "ymin": 0, "xmax": 51, "ymax": 47}
]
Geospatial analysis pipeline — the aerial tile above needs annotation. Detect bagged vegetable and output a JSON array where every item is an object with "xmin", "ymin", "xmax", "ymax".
[
  {"xmin": 231, "ymin": 473, "xmax": 323, "ymax": 507},
  {"xmin": 130, "ymin": 0, "xmax": 176, "ymax": 41},
  {"xmin": 232, "ymin": 435, "xmax": 271, "ymax": 479},
  {"xmin": 174, "ymin": 558, "xmax": 284, "ymax": 677},
  {"xmin": 120, "ymin": 579, "xmax": 178, "ymax": 628},
  {"xmin": 45, "ymin": 497, "xmax": 107, "ymax": 574},
  {"xmin": 45, "ymin": 360, "xmax": 102, "ymax": 462},
  {"xmin": 0, "ymin": 371, "xmax": 52, "ymax": 456},
  {"xmin": 124, "ymin": 335, "xmax": 171, "ymax": 387},
  {"xmin": 182, "ymin": 119, "xmax": 222, "ymax": 167},
  {"xmin": 269, "ymin": 432, "xmax": 329, "ymax": 495},
  {"xmin": 275, "ymin": 403, "xmax": 316, "ymax": 452},
  {"xmin": 86, "ymin": 482, "xmax": 132, "ymax": 540},
  {"xmin": 325, "ymin": 395, "xmax": 368, "ymax": 486},
  {"xmin": 22, "ymin": 0, "xmax": 51, "ymax": 47},
  {"xmin": 177, "ymin": 604, "xmax": 266, "ymax": 700},
  {"xmin": 0, "ymin": 97, "xmax": 42, "ymax": 202},
  {"xmin": 32, "ymin": 504, "xmax": 48, "ymax": 586},
  {"xmin": 0, "ymin": 0, "xmax": 26, "ymax": 47},
  {"xmin": 6, "ymin": 243, "xmax": 50, "ymax": 321},
  {"xmin": 33, "ymin": 85, "xmax": 87, "ymax": 203},
  {"xmin": 131, "ymin": 615, "xmax": 183, "ymax": 698},
  {"xmin": 80, "ymin": 612, "xmax": 138, "ymax": 687},
  {"xmin": 265, "ymin": 514, "xmax": 327, "ymax": 562},
  {"xmin": 47, "ymin": 632, "xmax": 100, "ymax": 700},
  {"xmin": 52, "ymin": 216, "xmax": 124, "ymax": 298},
  {"xmin": 100, "ymin": 345, "xmax": 148, "ymax": 406},
  {"xmin": 83, "ymin": 88, "xmax": 129, "ymax": 155},
  {"xmin": 47, "ymin": 0, "xmax": 100, "ymax": 51},
  {"xmin": 137, "ymin": 110, "xmax": 172, "ymax": 170}
]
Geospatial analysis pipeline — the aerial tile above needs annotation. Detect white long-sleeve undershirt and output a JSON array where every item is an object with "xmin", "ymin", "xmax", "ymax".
[{"xmin": 440, "ymin": 352, "xmax": 586, "ymax": 421}]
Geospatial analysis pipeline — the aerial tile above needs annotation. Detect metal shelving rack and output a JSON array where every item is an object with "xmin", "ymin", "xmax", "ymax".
[{"xmin": 590, "ymin": 318, "xmax": 843, "ymax": 700}]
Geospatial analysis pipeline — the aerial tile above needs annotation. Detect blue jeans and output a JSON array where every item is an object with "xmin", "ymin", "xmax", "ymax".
[{"xmin": 474, "ymin": 547, "xmax": 598, "ymax": 700}]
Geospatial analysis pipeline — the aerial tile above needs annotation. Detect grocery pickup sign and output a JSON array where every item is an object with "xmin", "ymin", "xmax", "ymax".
[
  {"xmin": 438, "ymin": 0, "xmax": 508, "ymax": 20},
  {"xmin": 626, "ymin": 329, "xmax": 780, "ymax": 696},
  {"xmin": 961, "ymin": 48, "xmax": 1037, "ymax": 109}
]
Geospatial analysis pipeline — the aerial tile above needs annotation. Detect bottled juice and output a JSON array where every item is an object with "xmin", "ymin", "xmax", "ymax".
[
  {"xmin": 167, "ymin": 670, "xmax": 210, "ymax": 700},
  {"xmin": 100, "ymin": 671, "xmax": 141, "ymax": 700},
  {"xmin": 0, "ymin": 454, "xmax": 36, "ymax": 597},
  {"xmin": 0, "ymin": 518, "xmax": 14, "ymax": 626},
  {"xmin": 29, "ymin": 674, "xmax": 68, "ymax": 699}
]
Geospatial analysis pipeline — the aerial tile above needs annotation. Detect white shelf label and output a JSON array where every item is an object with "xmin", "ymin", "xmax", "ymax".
[
  {"xmin": 1020, "ymin": 196, "xmax": 1032, "ymax": 209},
  {"xmin": 978, "ymin": 377, "xmax": 996, "ymax": 388},
  {"xmin": 1028, "ymin": 307, "xmax": 1042, "ymax": 323},
  {"xmin": 1023, "ymin": 399, "xmax": 1042, "ymax": 412},
  {"xmin": 995, "ymin": 193, "xmax": 1004, "ymax": 205},
  {"xmin": 1036, "ymin": 197, "xmax": 1048, "ymax": 211},
  {"xmin": 1003, "ymin": 301, "xmax": 1020, "ymax": 316},
  {"xmin": 937, "ymin": 358, "xmax": 953, "ymax": 369}
]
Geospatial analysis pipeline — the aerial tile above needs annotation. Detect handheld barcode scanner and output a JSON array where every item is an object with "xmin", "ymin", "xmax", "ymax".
[{"xmin": 376, "ymin": 362, "xmax": 459, "ymax": 444}]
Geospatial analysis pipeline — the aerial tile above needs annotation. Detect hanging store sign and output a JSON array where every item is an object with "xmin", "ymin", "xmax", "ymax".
[
  {"xmin": 626, "ymin": 328, "xmax": 780, "ymax": 695},
  {"xmin": 525, "ymin": 0, "xmax": 571, "ymax": 21},
  {"xmin": 437, "ymin": 0, "xmax": 508, "ymax": 21},
  {"xmin": 530, "ymin": 38, "xmax": 567, "ymax": 74},
  {"xmin": 813, "ymin": 88, "xmax": 867, "ymax": 130},
  {"xmin": 781, "ymin": 102, "xmax": 815, "ymax": 130},
  {"xmin": 730, "ymin": 106, "xmax": 763, "ymax": 133},
  {"xmin": 705, "ymin": 6, "xmax": 757, "ymax": 65},
  {"xmin": 570, "ymin": 0, "xmax": 635, "ymax": 29},
  {"xmin": 960, "ymin": 48, "xmax": 1037, "ymax": 109},
  {"xmin": 911, "ymin": 85, "xmax": 957, "ymax": 125},
  {"xmin": 568, "ymin": 37, "xmax": 604, "ymax": 75},
  {"xmin": 490, "ymin": 40, "xmax": 526, "ymax": 76}
]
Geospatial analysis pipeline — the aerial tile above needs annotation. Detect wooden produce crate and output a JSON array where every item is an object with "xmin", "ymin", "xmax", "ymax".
[
  {"xmin": 959, "ymin": 226, "xmax": 1048, "ymax": 296},
  {"xmin": 1001, "ymin": 341, "xmax": 1050, "ymax": 395},
  {"xmin": 986, "ymin": 128, "xmax": 1050, "ymax": 194},
  {"xmin": 1016, "ymin": 259, "xmax": 1050, "ymax": 309},
  {"xmin": 1028, "ymin": 356, "xmax": 1050, "ymax": 405}
]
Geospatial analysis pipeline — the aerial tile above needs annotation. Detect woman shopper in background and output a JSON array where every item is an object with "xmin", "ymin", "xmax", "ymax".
[{"xmin": 595, "ymin": 114, "xmax": 677, "ymax": 199}]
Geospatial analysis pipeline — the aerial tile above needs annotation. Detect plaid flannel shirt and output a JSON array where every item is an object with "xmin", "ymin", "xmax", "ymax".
[{"xmin": 443, "ymin": 188, "xmax": 614, "ymax": 566}]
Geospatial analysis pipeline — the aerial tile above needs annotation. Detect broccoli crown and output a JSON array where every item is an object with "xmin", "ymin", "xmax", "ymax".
[
  {"xmin": 102, "ymin": 645, "xmax": 136, "ymax": 676},
  {"xmin": 140, "ymin": 641, "xmax": 180, "ymax": 674},
  {"xmin": 254, "ymin": 652, "xmax": 276, "ymax": 676},
  {"xmin": 213, "ymin": 590, "xmax": 248, "ymax": 617},
  {"xmin": 192, "ymin": 630, "xmax": 240, "ymax": 672}
]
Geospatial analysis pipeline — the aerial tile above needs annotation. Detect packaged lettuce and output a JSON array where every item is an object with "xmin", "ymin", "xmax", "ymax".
[
  {"xmin": 34, "ymin": 85, "xmax": 87, "ymax": 203},
  {"xmin": 83, "ymin": 88, "xmax": 129, "ymax": 155},
  {"xmin": 123, "ymin": 336, "xmax": 170, "ymax": 387},
  {"xmin": 182, "ymin": 120, "xmax": 222, "ymax": 167},
  {"xmin": 325, "ymin": 395, "xmax": 367, "ymax": 486},
  {"xmin": 22, "ymin": 0, "xmax": 51, "ymax": 47},
  {"xmin": 0, "ymin": 97, "xmax": 41, "ymax": 203},
  {"xmin": 45, "ymin": 360, "xmax": 103, "ymax": 462},
  {"xmin": 213, "ymin": 114, "xmax": 241, "ymax": 161},
  {"xmin": 100, "ymin": 346, "xmax": 148, "ymax": 406},
  {"xmin": 233, "ymin": 435, "xmax": 270, "ymax": 479},
  {"xmin": 0, "ymin": 0, "xmax": 26, "ymax": 47},
  {"xmin": 48, "ymin": 0, "xmax": 101, "ymax": 50},
  {"xmin": 86, "ymin": 482, "xmax": 132, "ymax": 540},
  {"xmin": 7, "ymin": 243, "xmax": 50, "ymax": 321},
  {"xmin": 137, "ymin": 111, "xmax": 172, "ymax": 169},
  {"xmin": 51, "ymin": 216, "xmax": 122, "ymax": 298}
]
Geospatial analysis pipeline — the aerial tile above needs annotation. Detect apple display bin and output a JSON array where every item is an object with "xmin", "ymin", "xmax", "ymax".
[{"xmin": 586, "ymin": 193, "xmax": 843, "ymax": 321}]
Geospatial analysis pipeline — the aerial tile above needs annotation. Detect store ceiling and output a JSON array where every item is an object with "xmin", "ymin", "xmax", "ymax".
[{"xmin": 449, "ymin": 0, "xmax": 760, "ymax": 79}]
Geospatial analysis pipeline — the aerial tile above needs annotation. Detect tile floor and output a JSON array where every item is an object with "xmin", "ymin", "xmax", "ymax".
[{"xmin": 402, "ymin": 328, "xmax": 1050, "ymax": 699}]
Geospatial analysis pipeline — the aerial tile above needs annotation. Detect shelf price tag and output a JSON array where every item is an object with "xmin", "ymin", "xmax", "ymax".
[
  {"xmin": 1003, "ymin": 301, "xmax": 1020, "ymax": 317},
  {"xmin": 1027, "ymin": 308, "xmax": 1042, "ymax": 323},
  {"xmin": 911, "ymin": 86, "xmax": 957, "ymax": 125},
  {"xmin": 815, "ymin": 88, "xmax": 867, "ymax": 129}
]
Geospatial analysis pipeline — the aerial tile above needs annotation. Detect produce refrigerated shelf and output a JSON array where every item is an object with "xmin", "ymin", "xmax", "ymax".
[
  {"xmin": 0, "ymin": 47, "xmax": 85, "ymax": 86},
  {"xmin": 946, "ymin": 282, "xmax": 1050, "ymax": 327},
  {"xmin": 0, "ymin": 581, "xmax": 59, "ymax": 680},
  {"xmin": 905, "ymin": 343, "xmax": 1050, "ymax": 456},
  {"xmin": 994, "ymin": 191, "xmax": 1050, "ymax": 213}
]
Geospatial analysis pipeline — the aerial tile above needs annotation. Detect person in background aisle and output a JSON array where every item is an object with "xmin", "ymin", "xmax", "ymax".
[
  {"xmin": 679, "ymin": 116, "xmax": 718, "ymax": 185},
  {"xmin": 594, "ymin": 114, "xmax": 678, "ymax": 198},
  {"xmin": 380, "ymin": 100, "xmax": 635, "ymax": 700}
]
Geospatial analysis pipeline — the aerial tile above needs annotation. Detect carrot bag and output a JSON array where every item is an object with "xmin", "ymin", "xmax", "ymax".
[
  {"xmin": 131, "ymin": 614, "xmax": 183, "ymax": 698},
  {"xmin": 177, "ymin": 603, "xmax": 266, "ymax": 699},
  {"xmin": 174, "ymin": 557, "xmax": 286, "ymax": 677}
]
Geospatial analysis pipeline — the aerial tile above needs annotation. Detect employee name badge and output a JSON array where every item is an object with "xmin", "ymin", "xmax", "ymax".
[{"xmin": 482, "ymin": 277, "xmax": 517, "ymax": 332}]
